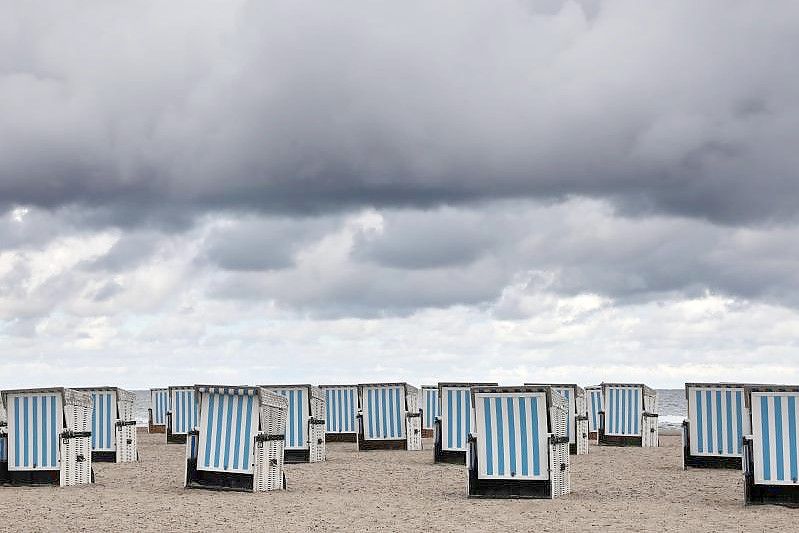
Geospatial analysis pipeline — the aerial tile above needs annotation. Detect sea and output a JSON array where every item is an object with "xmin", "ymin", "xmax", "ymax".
[{"xmin": 132, "ymin": 388, "xmax": 687, "ymax": 430}]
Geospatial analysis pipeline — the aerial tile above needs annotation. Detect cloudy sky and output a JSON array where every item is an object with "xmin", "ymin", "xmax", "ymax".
[{"xmin": 2, "ymin": 0, "xmax": 798, "ymax": 389}]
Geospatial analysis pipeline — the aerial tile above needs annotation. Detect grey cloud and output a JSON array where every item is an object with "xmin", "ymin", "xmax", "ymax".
[
  {"xmin": 1, "ymin": 0, "xmax": 797, "ymax": 227},
  {"xmin": 202, "ymin": 216, "xmax": 339, "ymax": 271}
]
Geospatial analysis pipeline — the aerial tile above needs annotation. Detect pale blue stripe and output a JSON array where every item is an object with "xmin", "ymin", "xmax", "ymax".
[
  {"xmin": 507, "ymin": 397, "xmax": 516, "ymax": 475},
  {"xmin": 531, "ymin": 396, "xmax": 540, "ymax": 476},
  {"xmin": 775, "ymin": 396, "xmax": 784, "ymax": 480},
  {"xmin": 204, "ymin": 393, "xmax": 215, "ymax": 468},
  {"xmin": 14, "ymin": 397, "xmax": 20, "ymax": 467},
  {"xmin": 233, "ymin": 395, "xmax": 243, "ymax": 470},
  {"xmin": 288, "ymin": 390, "xmax": 295, "ymax": 446},
  {"xmin": 456, "ymin": 390, "xmax": 463, "ymax": 449},
  {"xmin": 387, "ymin": 388, "xmax": 396, "ymax": 438},
  {"xmin": 706, "ymin": 390, "xmax": 713, "ymax": 453},
  {"xmin": 495, "ymin": 397, "xmax": 504, "ymax": 475},
  {"xmin": 696, "ymin": 391, "xmax": 704, "ymax": 453},
  {"xmin": 519, "ymin": 397, "xmax": 528, "ymax": 476},
  {"xmin": 50, "ymin": 395, "xmax": 56, "ymax": 467},
  {"xmin": 761, "ymin": 396, "xmax": 771, "ymax": 480},
  {"xmin": 394, "ymin": 388, "xmax": 401, "ymax": 438},
  {"xmin": 789, "ymin": 396, "xmax": 797, "ymax": 482},
  {"xmin": 716, "ymin": 391, "xmax": 723, "ymax": 455},
  {"xmin": 725, "ymin": 390, "xmax": 733, "ymax": 454},
  {"xmin": 367, "ymin": 389, "xmax": 374, "ymax": 438},
  {"xmin": 32, "ymin": 396, "xmax": 38, "ymax": 468},
  {"xmin": 242, "ymin": 395, "xmax": 254, "ymax": 470},
  {"xmin": 381, "ymin": 389, "xmax": 388, "ymax": 438},
  {"xmin": 736, "ymin": 391, "xmax": 743, "ymax": 454},
  {"xmin": 223, "ymin": 392, "xmax": 234, "ymax": 469},
  {"xmin": 483, "ymin": 397, "xmax": 493, "ymax": 476},
  {"xmin": 213, "ymin": 394, "xmax": 224, "ymax": 468},
  {"xmin": 447, "ymin": 390, "xmax": 453, "ymax": 448}
]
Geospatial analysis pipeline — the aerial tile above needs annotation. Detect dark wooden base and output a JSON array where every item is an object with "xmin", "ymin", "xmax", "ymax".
[
  {"xmin": 358, "ymin": 438, "xmax": 407, "ymax": 451},
  {"xmin": 185, "ymin": 458, "xmax": 253, "ymax": 492},
  {"xmin": 421, "ymin": 429, "xmax": 434, "ymax": 438},
  {"xmin": 167, "ymin": 432, "xmax": 187, "ymax": 444},
  {"xmin": 684, "ymin": 452, "xmax": 742, "ymax": 470},
  {"xmin": 148, "ymin": 423, "xmax": 166, "ymax": 434},
  {"xmin": 284, "ymin": 449, "xmax": 311, "ymax": 463},
  {"xmin": 588, "ymin": 431, "xmax": 598, "ymax": 441},
  {"xmin": 325, "ymin": 433, "xmax": 357, "ymax": 443},
  {"xmin": 435, "ymin": 449, "xmax": 466, "ymax": 465},
  {"xmin": 598, "ymin": 428, "xmax": 642, "ymax": 447},
  {"xmin": 92, "ymin": 451, "xmax": 117, "ymax": 462}
]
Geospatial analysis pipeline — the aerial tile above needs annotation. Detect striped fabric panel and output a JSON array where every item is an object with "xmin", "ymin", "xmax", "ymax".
[
  {"xmin": 363, "ymin": 386, "xmax": 405, "ymax": 440},
  {"xmin": 587, "ymin": 389, "xmax": 603, "ymax": 432},
  {"xmin": 604, "ymin": 386, "xmax": 641, "ymax": 437},
  {"xmin": 688, "ymin": 387, "xmax": 748, "ymax": 457},
  {"xmin": 441, "ymin": 387, "xmax": 473, "ymax": 452},
  {"xmin": 272, "ymin": 388, "xmax": 307, "ymax": 449},
  {"xmin": 474, "ymin": 393, "xmax": 549, "ymax": 480},
  {"xmin": 752, "ymin": 392, "xmax": 799, "ymax": 485},
  {"xmin": 151, "ymin": 390, "xmax": 168, "ymax": 425},
  {"xmin": 90, "ymin": 391, "xmax": 116, "ymax": 451},
  {"xmin": 422, "ymin": 388, "xmax": 439, "ymax": 430},
  {"xmin": 198, "ymin": 391, "xmax": 260, "ymax": 474},
  {"xmin": 7, "ymin": 393, "xmax": 61, "ymax": 471},
  {"xmin": 171, "ymin": 388, "xmax": 199, "ymax": 435},
  {"xmin": 553, "ymin": 387, "xmax": 575, "ymax": 444},
  {"xmin": 0, "ymin": 434, "xmax": 6, "ymax": 462},
  {"xmin": 323, "ymin": 387, "xmax": 357, "ymax": 434}
]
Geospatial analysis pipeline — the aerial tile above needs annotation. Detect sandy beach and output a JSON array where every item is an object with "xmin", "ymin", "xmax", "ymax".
[{"xmin": 0, "ymin": 431, "xmax": 795, "ymax": 532}]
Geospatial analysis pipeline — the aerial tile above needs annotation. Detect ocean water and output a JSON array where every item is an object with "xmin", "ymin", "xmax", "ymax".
[{"xmin": 132, "ymin": 388, "xmax": 687, "ymax": 429}]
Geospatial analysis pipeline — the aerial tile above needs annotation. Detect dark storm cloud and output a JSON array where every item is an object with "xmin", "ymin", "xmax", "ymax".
[{"xmin": 1, "ymin": 0, "xmax": 797, "ymax": 227}]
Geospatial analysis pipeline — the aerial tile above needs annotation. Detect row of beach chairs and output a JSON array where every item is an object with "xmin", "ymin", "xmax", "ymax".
[{"xmin": 1, "ymin": 381, "xmax": 795, "ymax": 505}]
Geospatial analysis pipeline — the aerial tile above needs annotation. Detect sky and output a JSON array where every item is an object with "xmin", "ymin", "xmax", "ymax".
[{"xmin": 1, "ymin": 0, "xmax": 798, "ymax": 389}]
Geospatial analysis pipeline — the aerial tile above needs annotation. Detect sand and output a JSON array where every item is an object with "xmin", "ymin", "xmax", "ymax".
[{"xmin": 1, "ymin": 431, "xmax": 796, "ymax": 532}]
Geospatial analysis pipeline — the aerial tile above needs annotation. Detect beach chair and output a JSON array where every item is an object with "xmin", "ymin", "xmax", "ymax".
[
  {"xmin": 421, "ymin": 386, "xmax": 439, "ymax": 438},
  {"xmin": 75, "ymin": 387, "xmax": 138, "ymax": 462},
  {"xmin": 261, "ymin": 384, "xmax": 326, "ymax": 463},
  {"xmin": 434, "ymin": 382, "xmax": 497, "ymax": 464},
  {"xmin": 320, "ymin": 385, "xmax": 358, "ymax": 443},
  {"xmin": 166, "ymin": 386, "xmax": 199, "ymax": 444},
  {"xmin": 682, "ymin": 383, "xmax": 750, "ymax": 469},
  {"xmin": 598, "ymin": 383, "xmax": 658, "ymax": 447},
  {"xmin": 742, "ymin": 385, "xmax": 799, "ymax": 506},
  {"xmin": 149, "ymin": 388, "xmax": 167, "ymax": 434},
  {"xmin": 0, "ymin": 388, "xmax": 93, "ymax": 486},
  {"xmin": 185, "ymin": 386, "xmax": 288, "ymax": 492},
  {"xmin": 357, "ymin": 383, "xmax": 422, "ymax": 451},
  {"xmin": 467, "ymin": 385, "xmax": 570, "ymax": 498},
  {"xmin": 526, "ymin": 384, "xmax": 589, "ymax": 455},
  {"xmin": 585, "ymin": 385, "xmax": 603, "ymax": 442}
]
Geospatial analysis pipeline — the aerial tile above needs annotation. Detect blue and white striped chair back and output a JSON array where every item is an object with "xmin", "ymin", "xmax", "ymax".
[
  {"xmin": 474, "ymin": 391, "xmax": 550, "ymax": 480},
  {"xmin": 151, "ymin": 389, "xmax": 168, "ymax": 426},
  {"xmin": 603, "ymin": 385, "xmax": 641, "ymax": 437},
  {"xmin": 323, "ymin": 386, "xmax": 357, "ymax": 434},
  {"xmin": 751, "ymin": 391, "xmax": 799, "ymax": 485},
  {"xmin": 196, "ymin": 387, "xmax": 261, "ymax": 474},
  {"xmin": 441, "ymin": 386, "xmax": 473, "ymax": 452},
  {"xmin": 587, "ymin": 387, "xmax": 603, "ymax": 433},
  {"xmin": 170, "ymin": 387, "xmax": 199, "ymax": 435},
  {"xmin": 268, "ymin": 387, "xmax": 309, "ymax": 450},
  {"xmin": 5, "ymin": 392, "xmax": 62, "ymax": 471},
  {"xmin": 687, "ymin": 386, "xmax": 748, "ymax": 457},
  {"xmin": 88, "ymin": 390, "xmax": 116, "ymax": 451},
  {"xmin": 422, "ymin": 387, "xmax": 439, "ymax": 431},
  {"xmin": 361, "ymin": 385, "xmax": 406, "ymax": 440}
]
